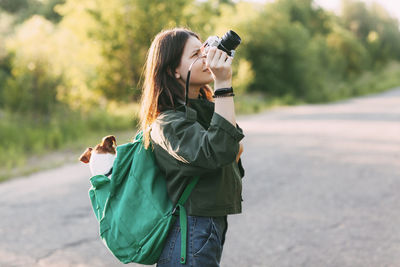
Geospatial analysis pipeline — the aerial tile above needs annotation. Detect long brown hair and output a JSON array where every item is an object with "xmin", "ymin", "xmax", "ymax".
[{"xmin": 138, "ymin": 28, "xmax": 213, "ymax": 149}]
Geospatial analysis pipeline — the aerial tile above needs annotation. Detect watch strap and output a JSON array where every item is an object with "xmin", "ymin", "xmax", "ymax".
[{"xmin": 214, "ymin": 87, "xmax": 233, "ymax": 96}]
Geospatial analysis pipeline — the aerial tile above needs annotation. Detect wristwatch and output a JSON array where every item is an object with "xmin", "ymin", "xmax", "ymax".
[{"xmin": 213, "ymin": 87, "xmax": 234, "ymax": 98}]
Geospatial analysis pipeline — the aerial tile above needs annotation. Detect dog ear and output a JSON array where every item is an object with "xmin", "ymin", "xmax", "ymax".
[
  {"xmin": 110, "ymin": 135, "xmax": 117, "ymax": 146},
  {"xmin": 101, "ymin": 135, "xmax": 117, "ymax": 148},
  {"xmin": 79, "ymin": 147, "xmax": 93, "ymax": 163}
]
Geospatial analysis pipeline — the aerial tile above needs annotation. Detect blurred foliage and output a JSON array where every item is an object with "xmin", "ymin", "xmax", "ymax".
[
  {"xmin": 341, "ymin": 0, "xmax": 400, "ymax": 64},
  {"xmin": 55, "ymin": 0, "xmax": 232, "ymax": 101},
  {"xmin": 1, "ymin": 0, "xmax": 399, "ymax": 108},
  {"xmin": 3, "ymin": 16, "xmax": 62, "ymax": 116},
  {"xmin": 1, "ymin": 0, "xmax": 400, "ymax": 174},
  {"xmin": 0, "ymin": 0, "xmax": 66, "ymax": 23}
]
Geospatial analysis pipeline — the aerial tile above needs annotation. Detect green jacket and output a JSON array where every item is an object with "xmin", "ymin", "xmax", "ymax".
[{"xmin": 150, "ymin": 97, "xmax": 245, "ymax": 216}]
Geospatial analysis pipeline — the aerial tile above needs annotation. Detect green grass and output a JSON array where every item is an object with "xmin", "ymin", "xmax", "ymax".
[{"xmin": 0, "ymin": 107, "xmax": 139, "ymax": 182}]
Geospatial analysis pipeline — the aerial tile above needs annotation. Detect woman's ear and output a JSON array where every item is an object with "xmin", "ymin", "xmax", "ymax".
[{"xmin": 168, "ymin": 67, "xmax": 181, "ymax": 79}]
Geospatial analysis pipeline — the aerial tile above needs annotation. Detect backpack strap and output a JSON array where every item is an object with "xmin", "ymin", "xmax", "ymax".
[
  {"xmin": 176, "ymin": 78, "xmax": 202, "ymax": 263},
  {"xmin": 175, "ymin": 176, "xmax": 200, "ymax": 264}
]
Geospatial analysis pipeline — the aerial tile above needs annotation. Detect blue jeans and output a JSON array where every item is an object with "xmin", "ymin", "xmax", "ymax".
[{"xmin": 156, "ymin": 215, "xmax": 228, "ymax": 267}]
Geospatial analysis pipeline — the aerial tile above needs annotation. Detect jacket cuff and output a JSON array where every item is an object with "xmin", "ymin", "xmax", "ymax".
[{"xmin": 211, "ymin": 112, "xmax": 245, "ymax": 142}]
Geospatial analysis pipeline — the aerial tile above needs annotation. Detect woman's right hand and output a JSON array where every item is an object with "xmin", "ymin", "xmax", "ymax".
[
  {"xmin": 206, "ymin": 47, "xmax": 233, "ymax": 89},
  {"xmin": 236, "ymin": 142, "xmax": 243, "ymax": 163}
]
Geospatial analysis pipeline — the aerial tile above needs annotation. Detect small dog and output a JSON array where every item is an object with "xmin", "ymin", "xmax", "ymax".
[{"xmin": 79, "ymin": 135, "xmax": 117, "ymax": 177}]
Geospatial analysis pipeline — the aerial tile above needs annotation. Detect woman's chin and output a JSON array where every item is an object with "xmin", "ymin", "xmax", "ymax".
[
  {"xmin": 206, "ymin": 77, "xmax": 214, "ymax": 84},
  {"xmin": 204, "ymin": 73, "xmax": 214, "ymax": 84}
]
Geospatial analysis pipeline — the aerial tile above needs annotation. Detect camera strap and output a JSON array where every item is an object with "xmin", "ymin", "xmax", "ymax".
[{"xmin": 185, "ymin": 57, "xmax": 202, "ymax": 107}]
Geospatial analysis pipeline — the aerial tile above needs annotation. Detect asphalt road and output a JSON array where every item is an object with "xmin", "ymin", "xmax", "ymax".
[{"xmin": 1, "ymin": 88, "xmax": 399, "ymax": 267}]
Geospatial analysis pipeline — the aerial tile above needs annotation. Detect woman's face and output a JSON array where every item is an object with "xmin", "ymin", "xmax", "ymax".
[{"xmin": 175, "ymin": 36, "xmax": 213, "ymax": 86}]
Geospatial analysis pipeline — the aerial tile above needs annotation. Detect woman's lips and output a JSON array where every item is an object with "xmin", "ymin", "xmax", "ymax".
[{"xmin": 202, "ymin": 68, "xmax": 211, "ymax": 72}]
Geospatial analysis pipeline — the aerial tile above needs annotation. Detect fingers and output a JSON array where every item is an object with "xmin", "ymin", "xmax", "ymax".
[
  {"xmin": 217, "ymin": 51, "xmax": 228, "ymax": 66},
  {"xmin": 236, "ymin": 143, "xmax": 243, "ymax": 163},
  {"xmin": 206, "ymin": 47, "xmax": 221, "ymax": 68},
  {"xmin": 206, "ymin": 47, "xmax": 217, "ymax": 68},
  {"xmin": 211, "ymin": 50, "xmax": 223, "ymax": 67},
  {"xmin": 206, "ymin": 47, "xmax": 231, "ymax": 69},
  {"xmin": 206, "ymin": 47, "xmax": 233, "ymax": 85},
  {"xmin": 225, "ymin": 55, "xmax": 233, "ymax": 66}
]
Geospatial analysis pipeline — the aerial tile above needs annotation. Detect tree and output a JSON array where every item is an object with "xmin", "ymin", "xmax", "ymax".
[
  {"xmin": 3, "ymin": 15, "xmax": 63, "ymax": 117},
  {"xmin": 0, "ymin": 0, "xmax": 65, "ymax": 23},
  {"xmin": 235, "ymin": 0, "xmax": 328, "ymax": 100},
  {"xmin": 341, "ymin": 0, "xmax": 400, "ymax": 66},
  {"xmin": 57, "ymin": 0, "xmax": 202, "ymax": 101}
]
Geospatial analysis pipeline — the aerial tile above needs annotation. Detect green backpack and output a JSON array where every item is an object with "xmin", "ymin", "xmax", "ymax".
[{"xmin": 88, "ymin": 131, "xmax": 199, "ymax": 264}]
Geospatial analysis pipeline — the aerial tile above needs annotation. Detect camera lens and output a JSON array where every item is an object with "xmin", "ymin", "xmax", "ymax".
[{"xmin": 218, "ymin": 30, "xmax": 241, "ymax": 56}]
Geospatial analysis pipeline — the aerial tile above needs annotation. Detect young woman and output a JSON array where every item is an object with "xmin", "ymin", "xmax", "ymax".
[{"xmin": 139, "ymin": 28, "xmax": 245, "ymax": 267}]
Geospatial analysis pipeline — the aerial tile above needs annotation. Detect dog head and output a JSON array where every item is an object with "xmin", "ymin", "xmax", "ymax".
[{"xmin": 78, "ymin": 135, "xmax": 117, "ymax": 164}]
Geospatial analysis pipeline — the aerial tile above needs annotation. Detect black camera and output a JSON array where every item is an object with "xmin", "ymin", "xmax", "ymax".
[{"xmin": 201, "ymin": 30, "xmax": 241, "ymax": 57}]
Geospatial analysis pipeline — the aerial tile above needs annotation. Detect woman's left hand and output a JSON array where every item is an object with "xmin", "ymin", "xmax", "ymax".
[
  {"xmin": 206, "ymin": 47, "xmax": 233, "ymax": 89},
  {"xmin": 236, "ymin": 142, "xmax": 243, "ymax": 163}
]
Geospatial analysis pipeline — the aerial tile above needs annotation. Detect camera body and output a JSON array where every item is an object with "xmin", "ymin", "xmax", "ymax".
[{"xmin": 201, "ymin": 30, "xmax": 241, "ymax": 57}]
